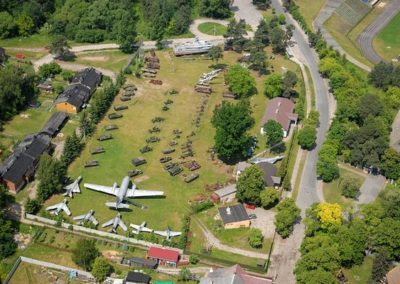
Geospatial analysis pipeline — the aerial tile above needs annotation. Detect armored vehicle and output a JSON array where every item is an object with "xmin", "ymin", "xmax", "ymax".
[
  {"xmin": 140, "ymin": 145, "xmax": 153, "ymax": 153},
  {"xmin": 132, "ymin": 157, "xmax": 147, "ymax": 166},
  {"xmin": 146, "ymin": 136, "xmax": 160, "ymax": 143},
  {"xmin": 114, "ymin": 105, "xmax": 128, "ymax": 111},
  {"xmin": 128, "ymin": 169, "xmax": 143, "ymax": 177},
  {"xmin": 108, "ymin": 113, "xmax": 123, "ymax": 119},
  {"xmin": 162, "ymin": 148, "xmax": 175, "ymax": 154},
  {"xmin": 97, "ymin": 134, "xmax": 112, "ymax": 141},
  {"xmin": 120, "ymin": 96, "xmax": 131, "ymax": 102},
  {"xmin": 84, "ymin": 160, "xmax": 99, "ymax": 168},
  {"xmin": 184, "ymin": 173, "xmax": 199, "ymax": 183},
  {"xmin": 160, "ymin": 156, "xmax": 172, "ymax": 163},
  {"xmin": 91, "ymin": 147, "xmax": 105, "ymax": 155},
  {"xmin": 105, "ymin": 124, "xmax": 119, "ymax": 131}
]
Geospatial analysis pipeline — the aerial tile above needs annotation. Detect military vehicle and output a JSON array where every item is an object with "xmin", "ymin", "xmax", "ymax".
[
  {"xmin": 146, "ymin": 136, "xmax": 160, "ymax": 143},
  {"xmin": 181, "ymin": 152, "xmax": 193, "ymax": 158},
  {"xmin": 105, "ymin": 124, "xmax": 119, "ymax": 131},
  {"xmin": 114, "ymin": 105, "xmax": 128, "ymax": 111},
  {"xmin": 160, "ymin": 156, "xmax": 172, "ymax": 163},
  {"xmin": 165, "ymin": 89, "xmax": 179, "ymax": 96},
  {"xmin": 164, "ymin": 162, "xmax": 178, "ymax": 170},
  {"xmin": 84, "ymin": 160, "xmax": 99, "ymax": 168},
  {"xmin": 162, "ymin": 148, "xmax": 175, "ymax": 154},
  {"xmin": 124, "ymin": 89, "xmax": 135, "ymax": 96},
  {"xmin": 148, "ymin": 126, "xmax": 161, "ymax": 133},
  {"xmin": 169, "ymin": 141, "xmax": 178, "ymax": 147},
  {"xmin": 128, "ymin": 169, "xmax": 143, "ymax": 177},
  {"xmin": 132, "ymin": 157, "xmax": 147, "ymax": 166},
  {"xmin": 173, "ymin": 38, "xmax": 214, "ymax": 56},
  {"xmin": 168, "ymin": 165, "xmax": 183, "ymax": 176},
  {"xmin": 151, "ymin": 116, "xmax": 165, "ymax": 123},
  {"xmin": 173, "ymin": 129, "xmax": 182, "ymax": 135},
  {"xmin": 184, "ymin": 160, "xmax": 201, "ymax": 171},
  {"xmin": 108, "ymin": 113, "xmax": 123, "ymax": 119},
  {"xmin": 97, "ymin": 134, "xmax": 113, "ymax": 141},
  {"xmin": 147, "ymin": 62, "xmax": 160, "ymax": 69},
  {"xmin": 123, "ymin": 84, "xmax": 137, "ymax": 91},
  {"xmin": 142, "ymin": 68, "xmax": 157, "ymax": 74},
  {"xmin": 164, "ymin": 99, "xmax": 173, "ymax": 105},
  {"xmin": 184, "ymin": 173, "xmax": 199, "ymax": 183},
  {"xmin": 162, "ymin": 105, "xmax": 169, "ymax": 111},
  {"xmin": 149, "ymin": 79, "xmax": 162, "ymax": 85},
  {"xmin": 195, "ymin": 84, "xmax": 212, "ymax": 94},
  {"xmin": 140, "ymin": 145, "xmax": 153, "ymax": 153},
  {"xmin": 120, "ymin": 96, "xmax": 131, "ymax": 102},
  {"xmin": 91, "ymin": 147, "xmax": 105, "ymax": 155},
  {"xmin": 143, "ymin": 73, "xmax": 156, "ymax": 78}
]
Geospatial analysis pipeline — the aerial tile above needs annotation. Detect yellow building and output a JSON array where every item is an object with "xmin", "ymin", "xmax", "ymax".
[{"xmin": 218, "ymin": 204, "xmax": 250, "ymax": 229}]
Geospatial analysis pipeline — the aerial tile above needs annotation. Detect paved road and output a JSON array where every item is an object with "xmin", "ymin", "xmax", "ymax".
[
  {"xmin": 313, "ymin": 0, "xmax": 371, "ymax": 71},
  {"xmin": 390, "ymin": 110, "xmax": 400, "ymax": 152},
  {"xmin": 357, "ymin": 0, "xmax": 400, "ymax": 64},
  {"xmin": 232, "ymin": 0, "xmax": 260, "ymax": 33},
  {"xmin": 357, "ymin": 174, "xmax": 386, "ymax": 204}
]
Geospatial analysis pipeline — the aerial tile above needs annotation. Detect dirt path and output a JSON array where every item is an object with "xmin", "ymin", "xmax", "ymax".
[{"xmin": 56, "ymin": 61, "xmax": 116, "ymax": 82}]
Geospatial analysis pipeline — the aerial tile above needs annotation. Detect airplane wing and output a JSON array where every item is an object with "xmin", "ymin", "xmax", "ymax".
[
  {"xmin": 64, "ymin": 183, "xmax": 74, "ymax": 190},
  {"xmin": 84, "ymin": 183, "xmax": 119, "ymax": 196},
  {"xmin": 89, "ymin": 216, "xmax": 99, "ymax": 226},
  {"xmin": 102, "ymin": 219, "xmax": 115, "ymax": 228},
  {"xmin": 154, "ymin": 231, "xmax": 168, "ymax": 237},
  {"xmin": 72, "ymin": 184, "xmax": 81, "ymax": 193},
  {"xmin": 127, "ymin": 189, "xmax": 164, "ymax": 198},
  {"xmin": 46, "ymin": 204, "xmax": 60, "ymax": 211},
  {"xmin": 130, "ymin": 224, "xmax": 140, "ymax": 230},
  {"xmin": 73, "ymin": 214, "xmax": 86, "ymax": 221},
  {"xmin": 142, "ymin": 227, "xmax": 153, "ymax": 233},
  {"xmin": 169, "ymin": 231, "xmax": 182, "ymax": 237},
  {"xmin": 62, "ymin": 204, "xmax": 71, "ymax": 215},
  {"xmin": 119, "ymin": 219, "xmax": 127, "ymax": 231}
]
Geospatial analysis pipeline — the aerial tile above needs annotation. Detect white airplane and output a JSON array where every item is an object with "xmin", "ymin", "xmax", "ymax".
[
  {"xmin": 46, "ymin": 199, "xmax": 71, "ymax": 216},
  {"xmin": 250, "ymin": 156, "xmax": 284, "ymax": 165},
  {"xmin": 154, "ymin": 227, "xmax": 182, "ymax": 240},
  {"xmin": 73, "ymin": 209, "xmax": 98, "ymax": 226},
  {"xmin": 130, "ymin": 221, "xmax": 153, "ymax": 234},
  {"xmin": 201, "ymin": 69, "xmax": 222, "ymax": 79},
  {"xmin": 102, "ymin": 213, "xmax": 127, "ymax": 233},
  {"xmin": 63, "ymin": 176, "xmax": 82, "ymax": 197},
  {"xmin": 84, "ymin": 176, "xmax": 164, "ymax": 210}
]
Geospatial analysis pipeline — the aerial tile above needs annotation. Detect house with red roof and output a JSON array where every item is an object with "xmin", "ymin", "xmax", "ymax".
[{"xmin": 147, "ymin": 246, "xmax": 181, "ymax": 268}]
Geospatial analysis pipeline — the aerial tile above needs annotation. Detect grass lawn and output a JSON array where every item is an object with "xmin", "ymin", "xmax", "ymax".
[
  {"xmin": 73, "ymin": 50, "xmax": 131, "ymax": 73},
  {"xmin": 373, "ymin": 11, "xmax": 400, "ymax": 61},
  {"xmin": 294, "ymin": 0, "xmax": 326, "ymax": 29},
  {"xmin": 198, "ymin": 22, "xmax": 227, "ymax": 36},
  {"xmin": 343, "ymin": 256, "xmax": 373, "ymax": 283},
  {"xmin": 323, "ymin": 167, "xmax": 365, "ymax": 208},
  {"xmin": 0, "ymin": 34, "xmax": 51, "ymax": 49}
]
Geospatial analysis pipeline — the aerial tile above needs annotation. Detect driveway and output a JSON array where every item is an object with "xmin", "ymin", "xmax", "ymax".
[
  {"xmin": 357, "ymin": 174, "xmax": 386, "ymax": 204},
  {"xmin": 249, "ymin": 207, "xmax": 276, "ymax": 239},
  {"xmin": 232, "ymin": 0, "xmax": 262, "ymax": 34},
  {"xmin": 357, "ymin": 0, "xmax": 400, "ymax": 64}
]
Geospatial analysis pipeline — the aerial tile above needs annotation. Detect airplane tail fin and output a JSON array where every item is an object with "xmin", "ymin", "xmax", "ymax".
[{"xmin": 105, "ymin": 202, "xmax": 129, "ymax": 209}]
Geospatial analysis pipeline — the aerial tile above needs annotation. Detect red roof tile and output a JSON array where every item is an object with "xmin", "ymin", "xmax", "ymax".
[{"xmin": 147, "ymin": 246, "xmax": 180, "ymax": 263}]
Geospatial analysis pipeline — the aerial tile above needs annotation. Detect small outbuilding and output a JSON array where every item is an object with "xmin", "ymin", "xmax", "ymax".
[
  {"xmin": 147, "ymin": 246, "xmax": 180, "ymax": 268},
  {"xmin": 123, "ymin": 271, "xmax": 151, "ymax": 284},
  {"xmin": 218, "ymin": 204, "xmax": 250, "ymax": 229},
  {"xmin": 121, "ymin": 257, "xmax": 157, "ymax": 269},
  {"xmin": 211, "ymin": 184, "xmax": 237, "ymax": 204}
]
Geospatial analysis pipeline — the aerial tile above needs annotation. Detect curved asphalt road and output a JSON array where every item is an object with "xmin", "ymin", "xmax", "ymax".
[{"xmin": 357, "ymin": 0, "xmax": 400, "ymax": 64}]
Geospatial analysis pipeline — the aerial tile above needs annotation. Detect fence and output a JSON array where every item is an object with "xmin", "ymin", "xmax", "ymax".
[{"xmin": 3, "ymin": 256, "xmax": 22, "ymax": 284}]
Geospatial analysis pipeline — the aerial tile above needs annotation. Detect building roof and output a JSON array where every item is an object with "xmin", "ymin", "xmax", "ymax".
[
  {"xmin": 147, "ymin": 246, "xmax": 180, "ymax": 263},
  {"xmin": 218, "ymin": 204, "xmax": 249, "ymax": 225},
  {"xmin": 125, "ymin": 271, "xmax": 151, "ymax": 283},
  {"xmin": 55, "ymin": 84, "xmax": 91, "ymax": 109},
  {"xmin": 0, "ymin": 133, "xmax": 51, "ymax": 184},
  {"xmin": 200, "ymin": 265, "xmax": 272, "ymax": 284},
  {"xmin": 129, "ymin": 257, "xmax": 157, "ymax": 267},
  {"xmin": 215, "ymin": 184, "xmax": 237, "ymax": 198},
  {"xmin": 41, "ymin": 112, "xmax": 69, "ymax": 137},
  {"xmin": 71, "ymin": 67, "xmax": 102, "ymax": 91},
  {"xmin": 261, "ymin": 97, "xmax": 298, "ymax": 132},
  {"xmin": 256, "ymin": 162, "xmax": 281, "ymax": 187},
  {"xmin": 387, "ymin": 266, "xmax": 400, "ymax": 284}
]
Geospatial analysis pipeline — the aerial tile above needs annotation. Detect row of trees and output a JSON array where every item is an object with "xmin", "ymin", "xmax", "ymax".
[
  {"xmin": 298, "ymin": 110, "xmax": 319, "ymax": 150},
  {"xmin": 0, "ymin": 185, "xmax": 17, "ymax": 259},
  {"xmin": 264, "ymin": 71, "xmax": 298, "ymax": 99}
]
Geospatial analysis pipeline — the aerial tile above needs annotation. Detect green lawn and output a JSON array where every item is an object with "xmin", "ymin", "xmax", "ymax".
[
  {"xmin": 73, "ymin": 50, "xmax": 131, "ymax": 73},
  {"xmin": 198, "ymin": 22, "xmax": 227, "ymax": 36},
  {"xmin": 323, "ymin": 167, "xmax": 365, "ymax": 208},
  {"xmin": 294, "ymin": 0, "xmax": 326, "ymax": 29},
  {"xmin": 373, "ymin": 11, "xmax": 400, "ymax": 61},
  {"xmin": 343, "ymin": 256, "xmax": 373, "ymax": 283}
]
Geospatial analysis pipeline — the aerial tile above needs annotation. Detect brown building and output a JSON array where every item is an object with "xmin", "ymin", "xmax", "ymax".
[
  {"xmin": 55, "ymin": 68, "xmax": 102, "ymax": 113},
  {"xmin": 0, "ymin": 134, "xmax": 52, "ymax": 192},
  {"xmin": 218, "ymin": 204, "xmax": 250, "ymax": 229},
  {"xmin": 260, "ymin": 97, "xmax": 298, "ymax": 137}
]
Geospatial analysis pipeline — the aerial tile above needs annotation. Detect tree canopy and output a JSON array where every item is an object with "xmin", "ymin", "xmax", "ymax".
[
  {"xmin": 263, "ymin": 120, "xmax": 284, "ymax": 150},
  {"xmin": 91, "ymin": 257, "xmax": 113, "ymax": 282},
  {"xmin": 72, "ymin": 239, "xmax": 99, "ymax": 271},
  {"xmin": 200, "ymin": 0, "xmax": 231, "ymax": 19},
  {"xmin": 274, "ymin": 198, "xmax": 300, "ymax": 238},
  {"xmin": 237, "ymin": 165, "xmax": 265, "ymax": 205},
  {"xmin": 225, "ymin": 64, "xmax": 257, "ymax": 98}
]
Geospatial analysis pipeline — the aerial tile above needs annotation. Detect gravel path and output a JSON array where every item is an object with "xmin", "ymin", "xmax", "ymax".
[
  {"xmin": 357, "ymin": 0, "xmax": 400, "ymax": 64},
  {"xmin": 357, "ymin": 174, "xmax": 386, "ymax": 204}
]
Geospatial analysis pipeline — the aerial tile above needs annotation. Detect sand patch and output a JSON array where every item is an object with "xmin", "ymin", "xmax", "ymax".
[
  {"xmin": 79, "ymin": 56, "xmax": 109, "ymax": 62},
  {"xmin": 134, "ymin": 175, "xmax": 149, "ymax": 183}
]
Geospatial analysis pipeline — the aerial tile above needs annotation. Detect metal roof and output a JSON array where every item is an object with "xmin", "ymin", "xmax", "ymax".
[{"xmin": 218, "ymin": 204, "xmax": 249, "ymax": 225}]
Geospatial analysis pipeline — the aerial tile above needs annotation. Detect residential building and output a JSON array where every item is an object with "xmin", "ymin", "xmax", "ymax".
[
  {"xmin": 211, "ymin": 184, "xmax": 237, "ymax": 203},
  {"xmin": 200, "ymin": 264, "xmax": 273, "ymax": 284},
  {"xmin": 41, "ymin": 112, "xmax": 69, "ymax": 137},
  {"xmin": 147, "ymin": 246, "xmax": 180, "ymax": 268},
  {"xmin": 260, "ymin": 97, "xmax": 298, "ymax": 137},
  {"xmin": 123, "ymin": 271, "xmax": 151, "ymax": 284},
  {"xmin": 0, "ymin": 133, "xmax": 52, "ymax": 192},
  {"xmin": 218, "ymin": 204, "xmax": 250, "ymax": 229},
  {"xmin": 257, "ymin": 162, "xmax": 281, "ymax": 188},
  {"xmin": 71, "ymin": 67, "xmax": 102, "ymax": 92}
]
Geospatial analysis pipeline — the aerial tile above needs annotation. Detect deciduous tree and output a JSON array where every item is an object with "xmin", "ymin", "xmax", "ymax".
[
  {"xmin": 275, "ymin": 198, "xmax": 300, "ymax": 238},
  {"xmin": 225, "ymin": 64, "xmax": 257, "ymax": 98},
  {"xmin": 248, "ymin": 228, "xmax": 264, "ymax": 248},
  {"xmin": 91, "ymin": 257, "xmax": 113, "ymax": 282},
  {"xmin": 260, "ymin": 188, "xmax": 279, "ymax": 209},
  {"xmin": 237, "ymin": 165, "xmax": 265, "ymax": 205},
  {"xmin": 72, "ymin": 239, "xmax": 99, "ymax": 271},
  {"xmin": 263, "ymin": 120, "xmax": 283, "ymax": 150}
]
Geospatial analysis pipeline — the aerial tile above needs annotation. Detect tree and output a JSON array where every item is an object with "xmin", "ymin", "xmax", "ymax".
[
  {"xmin": 200, "ymin": 0, "xmax": 231, "ymax": 19},
  {"xmin": 25, "ymin": 198, "xmax": 41, "ymax": 214},
  {"xmin": 317, "ymin": 141, "xmax": 339, "ymax": 182},
  {"xmin": 316, "ymin": 203, "xmax": 342, "ymax": 231},
  {"xmin": 358, "ymin": 94, "xmax": 383, "ymax": 123},
  {"xmin": 275, "ymin": 198, "xmax": 300, "ymax": 238},
  {"xmin": 208, "ymin": 46, "xmax": 223, "ymax": 64},
  {"xmin": 16, "ymin": 14, "xmax": 34, "ymax": 37},
  {"xmin": 248, "ymin": 50, "xmax": 267, "ymax": 74},
  {"xmin": 0, "ymin": 213, "xmax": 17, "ymax": 259},
  {"xmin": 264, "ymin": 74, "xmax": 284, "ymax": 98},
  {"xmin": 61, "ymin": 70, "xmax": 74, "ymax": 82},
  {"xmin": 298, "ymin": 126, "xmax": 317, "ymax": 150},
  {"xmin": 372, "ymin": 218, "xmax": 400, "ymax": 259},
  {"xmin": 225, "ymin": 64, "xmax": 257, "ymax": 98},
  {"xmin": 368, "ymin": 62, "xmax": 397, "ymax": 90},
  {"xmin": 38, "ymin": 63, "xmax": 62, "ymax": 79},
  {"xmin": 61, "ymin": 132, "xmax": 84, "ymax": 167},
  {"xmin": 368, "ymin": 251, "xmax": 391, "ymax": 283},
  {"xmin": 339, "ymin": 174, "xmax": 361, "ymax": 199},
  {"xmin": 260, "ymin": 188, "xmax": 279, "ymax": 209},
  {"xmin": 296, "ymin": 269, "xmax": 338, "ymax": 284},
  {"xmin": 72, "ymin": 239, "xmax": 99, "ymax": 271},
  {"xmin": 211, "ymin": 101, "xmax": 255, "ymax": 161},
  {"xmin": 270, "ymin": 26, "xmax": 288, "ymax": 54},
  {"xmin": 283, "ymin": 71, "xmax": 298, "ymax": 89},
  {"xmin": 248, "ymin": 228, "xmax": 264, "ymax": 248},
  {"xmin": 0, "ymin": 11, "xmax": 18, "ymax": 39},
  {"xmin": 237, "ymin": 165, "xmax": 265, "ymax": 205},
  {"xmin": 49, "ymin": 35, "xmax": 70, "ymax": 60},
  {"xmin": 380, "ymin": 148, "xmax": 400, "ymax": 181},
  {"xmin": 263, "ymin": 120, "xmax": 283, "ymax": 150},
  {"xmin": 37, "ymin": 154, "xmax": 66, "ymax": 202},
  {"xmin": 189, "ymin": 254, "xmax": 199, "ymax": 264},
  {"xmin": 91, "ymin": 257, "xmax": 113, "ymax": 282},
  {"xmin": 224, "ymin": 19, "xmax": 248, "ymax": 52},
  {"xmin": 254, "ymin": 19, "xmax": 270, "ymax": 46},
  {"xmin": 178, "ymin": 267, "xmax": 192, "ymax": 281}
]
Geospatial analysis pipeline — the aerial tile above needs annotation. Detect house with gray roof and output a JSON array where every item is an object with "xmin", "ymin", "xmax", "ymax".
[
  {"xmin": 41, "ymin": 112, "xmax": 69, "ymax": 137},
  {"xmin": 200, "ymin": 264, "xmax": 272, "ymax": 284},
  {"xmin": 218, "ymin": 204, "xmax": 250, "ymax": 229}
]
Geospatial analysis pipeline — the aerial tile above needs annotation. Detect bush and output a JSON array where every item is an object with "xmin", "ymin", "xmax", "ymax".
[
  {"xmin": 38, "ymin": 62, "xmax": 62, "ymax": 79},
  {"xmin": 25, "ymin": 198, "xmax": 42, "ymax": 214},
  {"xmin": 274, "ymin": 198, "xmax": 300, "ymax": 238},
  {"xmin": 248, "ymin": 228, "xmax": 264, "ymax": 248},
  {"xmin": 260, "ymin": 188, "xmax": 279, "ymax": 209},
  {"xmin": 339, "ymin": 174, "xmax": 361, "ymax": 199},
  {"xmin": 189, "ymin": 254, "xmax": 199, "ymax": 264},
  {"xmin": 192, "ymin": 201, "xmax": 214, "ymax": 213},
  {"xmin": 61, "ymin": 70, "xmax": 74, "ymax": 82}
]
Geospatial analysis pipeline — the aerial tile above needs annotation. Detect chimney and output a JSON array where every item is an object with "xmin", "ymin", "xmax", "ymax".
[{"xmin": 226, "ymin": 207, "xmax": 231, "ymax": 215}]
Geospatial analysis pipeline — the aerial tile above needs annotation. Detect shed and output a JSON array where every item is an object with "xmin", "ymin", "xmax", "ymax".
[
  {"xmin": 218, "ymin": 204, "xmax": 250, "ymax": 229},
  {"xmin": 55, "ymin": 84, "xmax": 91, "ymax": 113},
  {"xmin": 121, "ymin": 257, "xmax": 157, "ymax": 269},
  {"xmin": 212, "ymin": 184, "xmax": 237, "ymax": 204},
  {"xmin": 147, "ymin": 246, "xmax": 180, "ymax": 268},
  {"xmin": 124, "ymin": 271, "xmax": 151, "ymax": 284},
  {"xmin": 41, "ymin": 112, "xmax": 69, "ymax": 137}
]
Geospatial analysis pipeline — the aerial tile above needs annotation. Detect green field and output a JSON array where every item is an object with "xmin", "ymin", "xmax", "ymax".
[
  {"xmin": 323, "ymin": 166, "xmax": 365, "ymax": 208},
  {"xmin": 73, "ymin": 50, "xmax": 131, "ymax": 73},
  {"xmin": 295, "ymin": 0, "xmax": 326, "ymax": 29},
  {"xmin": 373, "ymin": 11, "xmax": 400, "ymax": 61},
  {"xmin": 198, "ymin": 22, "xmax": 227, "ymax": 36}
]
